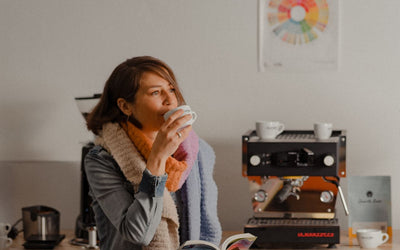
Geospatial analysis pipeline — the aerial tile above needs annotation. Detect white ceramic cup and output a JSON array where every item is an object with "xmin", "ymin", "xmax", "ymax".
[
  {"xmin": 356, "ymin": 229, "xmax": 389, "ymax": 249},
  {"xmin": 256, "ymin": 121, "xmax": 284, "ymax": 139},
  {"xmin": 0, "ymin": 224, "xmax": 10, "ymax": 237},
  {"xmin": 163, "ymin": 105, "xmax": 197, "ymax": 129},
  {"xmin": 0, "ymin": 236, "xmax": 12, "ymax": 250},
  {"xmin": 314, "ymin": 122, "xmax": 333, "ymax": 140}
]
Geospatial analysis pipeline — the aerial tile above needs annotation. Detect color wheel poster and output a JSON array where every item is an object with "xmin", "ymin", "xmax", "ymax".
[{"xmin": 259, "ymin": 0, "xmax": 339, "ymax": 71}]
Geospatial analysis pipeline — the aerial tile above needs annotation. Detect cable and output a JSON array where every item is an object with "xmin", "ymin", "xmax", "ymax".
[{"xmin": 7, "ymin": 218, "xmax": 22, "ymax": 239}]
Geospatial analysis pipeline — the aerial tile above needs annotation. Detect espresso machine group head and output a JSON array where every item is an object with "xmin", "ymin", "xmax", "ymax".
[{"xmin": 242, "ymin": 129, "xmax": 348, "ymax": 248}]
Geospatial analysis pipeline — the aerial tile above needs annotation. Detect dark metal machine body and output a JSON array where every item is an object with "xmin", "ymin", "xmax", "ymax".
[
  {"xmin": 242, "ymin": 130, "xmax": 348, "ymax": 248},
  {"xmin": 73, "ymin": 95, "xmax": 100, "ymax": 248},
  {"xmin": 74, "ymin": 143, "xmax": 96, "ymax": 241}
]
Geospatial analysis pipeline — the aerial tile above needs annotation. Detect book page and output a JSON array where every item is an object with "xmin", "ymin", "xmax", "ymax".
[{"xmin": 179, "ymin": 240, "xmax": 218, "ymax": 250}]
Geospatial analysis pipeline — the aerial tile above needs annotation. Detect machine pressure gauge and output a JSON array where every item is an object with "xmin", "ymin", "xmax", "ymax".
[
  {"xmin": 254, "ymin": 189, "xmax": 267, "ymax": 202},
  {"xmin": 320, "ymin": 190, "xmax": 334, "ymax": 203}
]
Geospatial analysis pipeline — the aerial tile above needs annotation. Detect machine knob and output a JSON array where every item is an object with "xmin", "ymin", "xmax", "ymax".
[
  {"xmin": 323, "ymin": 155, "xmax": 335, "ymax": 167},
  {"xmin": 250, "ymin": 155, "xmax": 261, "ymax": 166}
]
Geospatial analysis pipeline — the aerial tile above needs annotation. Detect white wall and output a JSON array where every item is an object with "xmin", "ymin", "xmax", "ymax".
[{"xmin": 1, "ymin": 0, "xmax": 399, "ymax": 231}]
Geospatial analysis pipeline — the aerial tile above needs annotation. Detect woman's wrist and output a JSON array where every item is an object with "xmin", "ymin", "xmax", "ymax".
[{"xmin": 146, "ymin": 153, "xmax": 167, "ymax": 176}]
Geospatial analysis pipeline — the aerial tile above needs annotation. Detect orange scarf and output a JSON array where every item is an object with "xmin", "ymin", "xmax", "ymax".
[{"xmin": 121, "ymin": 122, "xmax": 188, "ymax": 192}]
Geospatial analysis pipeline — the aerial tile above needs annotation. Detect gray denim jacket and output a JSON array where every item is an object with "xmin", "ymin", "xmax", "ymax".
[{"xmin": 84, "ymin": 145, "xmax": 168, "ymax": 250}]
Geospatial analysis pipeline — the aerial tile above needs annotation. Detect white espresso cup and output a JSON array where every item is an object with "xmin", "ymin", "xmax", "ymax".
[
  {"xmin": 256, "ymin": 121, "xmax": 284, "ymax": 139},
  {"xmin": 163, "ymin": 105, "xmax": 197, "ymax": 129},
  {"xmin": 357, "ymin": 229, "xmax": 389, "ymax": 249},
  {"xmin": 0, "ymin": 224, "xmax": 10, "ymax": 237},
  {"xmin": 0, "ymin": 236, "xmax": 12, "ymax": 250},
  {"xmin": 314, "ymin": 122, "xmax": 333, "ymax": 140}
]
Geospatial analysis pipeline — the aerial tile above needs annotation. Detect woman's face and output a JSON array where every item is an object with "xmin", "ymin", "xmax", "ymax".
[{"xmin": 131, "ymin": 72, "xmax": 178, "ymax": 133}]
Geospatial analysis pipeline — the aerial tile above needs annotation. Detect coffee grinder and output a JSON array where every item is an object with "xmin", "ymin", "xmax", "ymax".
[
  {"xmin": 242, "ymin": 129, "xmax": 349, "ymax": 248},
  {"xmin": 72, "ymin": 94, "xmax": 101, "ymax": 248}
]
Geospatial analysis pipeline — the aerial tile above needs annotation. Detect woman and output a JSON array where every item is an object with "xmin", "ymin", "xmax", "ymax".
[{"xmin": 84, "ymin": 56, "xmax": 222, "ymax": 249}]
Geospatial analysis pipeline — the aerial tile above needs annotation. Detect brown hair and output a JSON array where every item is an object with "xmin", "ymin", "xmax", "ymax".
[{"xmin": 86, "ymin": 56, "xmax": 185, "ymax": 135}]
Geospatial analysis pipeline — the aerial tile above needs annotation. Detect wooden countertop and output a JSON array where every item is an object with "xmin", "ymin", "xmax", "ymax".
[{"xmin": 9, "ymin": 230, "xmax": 398, "ymax": 249}]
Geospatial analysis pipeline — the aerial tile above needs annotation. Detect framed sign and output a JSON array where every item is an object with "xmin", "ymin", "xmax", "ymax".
[{"xmin": 347, "ymin": 176, "xmax": 392, "ymax": 242}]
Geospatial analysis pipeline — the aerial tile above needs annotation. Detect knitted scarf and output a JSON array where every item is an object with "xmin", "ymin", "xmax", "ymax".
[
  {"xmin": 120, "ymin": 121, "xmax": 197, "ymax": 192},
  {"xmin": 95, "ymin": 122, "xmax": 199, "ymax": 249}
]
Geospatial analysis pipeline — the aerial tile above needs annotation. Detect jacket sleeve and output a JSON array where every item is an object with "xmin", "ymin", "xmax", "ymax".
[{"xmin": 84, "ymin": 146, "xmax": 167, "ymax": 245}]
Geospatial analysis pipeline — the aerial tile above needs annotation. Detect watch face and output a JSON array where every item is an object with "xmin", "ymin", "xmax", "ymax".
[
  {"xmin": 254, "ymin": 190, "xmax": 267, "ymax": 202},
  {"xmin": 320, "ymin": 190, "xmax": 334, "ymax": 203}
]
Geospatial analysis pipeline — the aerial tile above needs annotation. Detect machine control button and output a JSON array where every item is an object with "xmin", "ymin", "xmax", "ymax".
[
  {"xmin": 323, "ymin": 155, "xmax": 335, "ymax": 167},
  {"xmin": 250, "ymin": 155, "xmax": 261, "ymax": 166}
]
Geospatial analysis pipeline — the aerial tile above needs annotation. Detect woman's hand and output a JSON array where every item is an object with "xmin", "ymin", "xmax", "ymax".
[{"xmin": 146, "ymin": 109, "xmax": 192, "ymax": 176}]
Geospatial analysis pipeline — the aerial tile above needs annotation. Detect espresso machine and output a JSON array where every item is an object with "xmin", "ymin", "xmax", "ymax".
[
  {"xmin": 242, "ymin": 129, "xmax": 349, "ymax": 248},
  {"xmin": 72, "ymin": 94, "xmax": 101, "ymax": 248}
]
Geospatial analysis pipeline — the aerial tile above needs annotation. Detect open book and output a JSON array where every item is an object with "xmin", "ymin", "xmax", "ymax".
[{"xmin": 178, "ymin": 233, "xmax": 257, "ymax": 250}]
